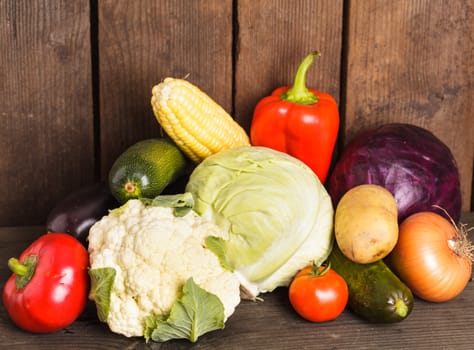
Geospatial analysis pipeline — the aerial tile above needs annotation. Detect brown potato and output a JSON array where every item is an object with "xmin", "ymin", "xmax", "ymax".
[{"xmin": 334, "ymin": 184, "xmax": 398, "ymax": 264}]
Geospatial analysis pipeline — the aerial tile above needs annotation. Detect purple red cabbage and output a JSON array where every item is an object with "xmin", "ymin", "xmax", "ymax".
[{"xmin": 328, "ymin": 123, "xmax": 461, "ymax": 223}]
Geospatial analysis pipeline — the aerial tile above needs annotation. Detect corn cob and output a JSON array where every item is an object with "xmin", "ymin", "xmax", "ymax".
[{"xmin": 151, "ymin": 77, "xmax": 250, "ymax": 162}]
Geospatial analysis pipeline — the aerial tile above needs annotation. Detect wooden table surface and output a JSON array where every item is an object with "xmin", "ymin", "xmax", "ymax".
[{"xmin": 1, "ymin": 213, "xmax": 473, "ymax": 350}]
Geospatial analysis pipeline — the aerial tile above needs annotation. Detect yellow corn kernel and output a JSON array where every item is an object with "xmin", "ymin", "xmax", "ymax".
[{"xmin": 151, "ymin": 78, "xmax": 250, "ymax": 162}]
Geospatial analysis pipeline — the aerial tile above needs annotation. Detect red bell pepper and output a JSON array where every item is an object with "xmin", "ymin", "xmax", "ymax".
[
  {"xmin": 2, "ymin": 232, "xmax": 89, "ymax": 333},
  {"xmin": 250, "ymin": 51, "xmax": 340, "ymax": 184}
]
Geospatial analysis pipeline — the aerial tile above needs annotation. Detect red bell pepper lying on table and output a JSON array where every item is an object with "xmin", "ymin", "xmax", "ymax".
[
  {"xmin": 2, "ymin": 232, "xmax": 89, "ymax": 333},
  {"xmin": 250, "ymin": 51, "xmax": 340, "ymax": 184}
]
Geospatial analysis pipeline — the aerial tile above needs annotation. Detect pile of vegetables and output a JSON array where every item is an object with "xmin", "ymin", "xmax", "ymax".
[
  {"xmin": 329, "ymin": 184, "xmax": 414, "ymax": 323},
  {"xmin": 2, "ymin": 51, "xmax": 473, "ymax": 344}
]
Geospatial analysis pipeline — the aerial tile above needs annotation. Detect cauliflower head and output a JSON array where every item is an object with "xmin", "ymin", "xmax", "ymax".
[{"xmin": 88, "ymin": 198, "xmax": 241, "ymax": 339}]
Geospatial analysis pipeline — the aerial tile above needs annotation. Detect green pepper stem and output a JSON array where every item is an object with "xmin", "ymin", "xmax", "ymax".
[
  {"xmin": 280, "ymin": 51, "xmax": 320, "ymax": 105},
  {"xmin": 8, "ymin": 255, "xmax": 38, "ymax": 289},
  {"xmin": 8, "ymin": 258, "xmax": 28, "ymax": 276}
]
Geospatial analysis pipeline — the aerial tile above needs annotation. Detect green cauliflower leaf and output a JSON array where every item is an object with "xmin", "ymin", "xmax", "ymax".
[{"xmin": 144, "ymin": 277, "xmax": 225, "ymax": 343}]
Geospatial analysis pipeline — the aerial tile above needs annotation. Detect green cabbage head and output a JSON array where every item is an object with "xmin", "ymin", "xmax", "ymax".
[{"xmin": 185, "ymin": 146, "xmax": 334, "ymax": 298}]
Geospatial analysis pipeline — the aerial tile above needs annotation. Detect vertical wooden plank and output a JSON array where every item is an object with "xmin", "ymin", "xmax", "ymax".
[
  {"xmin": 234, "ymin": 0, "xmax": 344, "ymax": 132},
  {"xmin": 344, "ymin": 0, "xmax": 473, "ymax": 211},
  {"xmin": 98, "ymin": 0, "xmax": 233, "ymax": 177},
  {"xmin": 0, "ymin": 0, "xmax": 94, "ymax": 225}
]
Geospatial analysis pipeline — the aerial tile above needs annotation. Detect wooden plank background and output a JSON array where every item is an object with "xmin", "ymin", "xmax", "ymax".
[
  {"xmin": 343, "ymin": 0, "xmax": 474, "ymax": 217},
  {"xmin": 98, "ymin": 0, "xmax": 233, "ymax": 176},
  {"xmin": 0, "ymin": 0, "xmax": 94, "ymax": 226},
  {"xmin": 0, "ymin": 0, "xmax": 472, "ymax": 227}
]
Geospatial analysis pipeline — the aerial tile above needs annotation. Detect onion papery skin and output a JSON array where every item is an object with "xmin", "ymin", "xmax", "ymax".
[{"xmin": 386, "ymin": 211, "xmax": 472, "ymax": 303}]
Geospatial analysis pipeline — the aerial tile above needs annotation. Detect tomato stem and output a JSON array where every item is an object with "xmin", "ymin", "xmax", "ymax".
[
  {"xmin": 309, "ymin": 261, "xmax": 331, "ymax": 277},
  {"xmin": 280, "ymin": 51, "xmax": 320, "ymax": 105}
]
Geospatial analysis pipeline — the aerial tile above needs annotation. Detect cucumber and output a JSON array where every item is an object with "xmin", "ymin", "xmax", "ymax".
[
  {"xmin": 328, "ymin": 244, "xmax": 414, "ymax": 323},
  {"xmin": 108, "ymin": 138, "xmax": 188, "ymax": 204}
]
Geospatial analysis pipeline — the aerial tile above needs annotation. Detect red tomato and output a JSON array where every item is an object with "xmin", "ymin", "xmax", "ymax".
[{"xmin": 288, "ymin": 263, "xmax": 348, "ymax": 322}]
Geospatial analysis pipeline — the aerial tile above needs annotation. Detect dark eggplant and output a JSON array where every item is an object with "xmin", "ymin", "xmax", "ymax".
[{"xmin": 46, "ymin": 182, "xmax": 119, "ymax": 247}]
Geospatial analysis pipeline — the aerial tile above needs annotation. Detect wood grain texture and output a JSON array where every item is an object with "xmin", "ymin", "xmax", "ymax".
[
  {"xmin": 234, "ymin": 0, "xmax": 344, "ymax": 132},
  {"xmin": 0, "ymin": 0, "xmax": 94, "ymax": 226},
  {"xmin": 0, "ymin": 0, "xmax": 472, "ymax": 225},
  {"xmin": 1, "ymin": 213, "xmax": 474, "ymax": 349},
  {"xmin": 343, "ymin": 0, "xmax": 474, "ymax": 210},
  {"xmin": 98, "ymin": 0, "xmax": 233, "ymax": 177}
]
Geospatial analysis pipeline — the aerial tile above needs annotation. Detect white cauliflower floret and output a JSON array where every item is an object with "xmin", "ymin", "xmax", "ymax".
[{"xmin": 88, "ymin": 199, "xmax": 241, "ymax": 338}]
